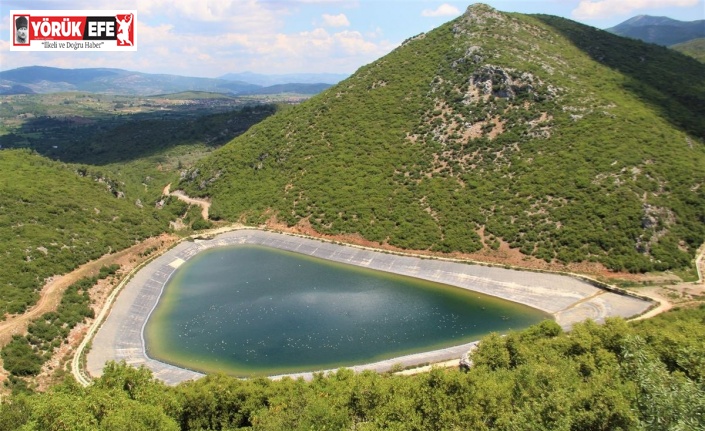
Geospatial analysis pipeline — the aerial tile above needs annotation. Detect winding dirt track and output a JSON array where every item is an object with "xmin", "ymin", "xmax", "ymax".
[
  {"xmin": 630, "ymin": 245, "xmax": 705, "ymax": 321},
  {"xmin": 163, "ymin": 183, "xmax": 211, "ymax": 220},
  {"xmin": 0, "ymin": 244, "xmax": 150, "ymax": 348},
  {"xmin": 0, "ymin": 235, "xmax": 177, "ymax": 387}
]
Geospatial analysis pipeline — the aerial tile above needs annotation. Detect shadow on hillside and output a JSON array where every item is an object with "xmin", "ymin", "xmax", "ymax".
[
  {"xmin": 6, "ymin": 105, "xmax": 276, "ymax": 165},
  {"xmin": 534, "ymin": 14, "xmax": 705, "ymax": 140}
]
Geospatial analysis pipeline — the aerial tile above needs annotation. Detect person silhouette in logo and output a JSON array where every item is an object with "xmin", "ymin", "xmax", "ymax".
[
  {"xmin": 15, "ymin": 16, "xmax": 29, "ymax": 44},
  {"xmin": 116, "ymin": 13, "xmax": 133, "ymax": 46}
]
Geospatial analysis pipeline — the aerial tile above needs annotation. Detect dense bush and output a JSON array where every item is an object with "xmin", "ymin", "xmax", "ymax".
[
  {"xmin": 1, "ymin": 336, "xmax": 44, "ymax": 376},
  {"xmin": 0, "ymin": 150, "xmax": 171, "ymax": 317}
]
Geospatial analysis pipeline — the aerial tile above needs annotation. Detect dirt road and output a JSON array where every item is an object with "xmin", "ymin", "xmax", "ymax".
[
  {"xmin": 0, "ymin": 239, "xmax": 162, "ymax": 348},
  {"xmin": 630, "ymin": 244, "xmax": 705, "ymax": 321},
  {"xmin": 1, "ymin": 184, "xmax": 211, "ymax": 351},
  {"xmin": 0, "ymin": 235, "xmax": 178, "ymax": 386},
  {"xmin": 163, "ymin": 183, "xmax": 211, "ymax": 220}
]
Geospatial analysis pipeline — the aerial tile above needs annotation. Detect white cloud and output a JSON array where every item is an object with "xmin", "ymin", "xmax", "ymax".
[
  {"xmin": 0, "ymin": 0, "xmax": 391, "ymax": 76},
  {"xmin": 322, "ymin": 13, "xmax": 350, "ymax": 27},
  {"xmin": 296, "ymin": 0, "xmax": 350, "ymax": 3},
  {"xmin": 333, "ymin": 30, "xmax": 379, "ymax": 54},
  {"xmin": 262, "ymin": 28, "xmax": 393, "ymax": 73},
  {"xmin": 366, "ymin": 26, "xmax": 383, "ymax": 39},
  {"xmin": 120, "ymin": 0, "xmax": 287, "ymax": 33},
  {"xmin": 133, "ymin": 22, "xmax": 394, "ymax": 76},
  {"xmin": 421, "ymin": 3, "xmax": 460, "ymax": 18},
  {"xmin": 572, "ymin": 0, "xmax": 699, "ymax": 19}
]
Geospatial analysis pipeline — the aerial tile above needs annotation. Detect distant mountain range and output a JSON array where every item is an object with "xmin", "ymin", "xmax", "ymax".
[
  {"xmin": 606, "ymin": 15, "xmax": 705, "ymax": 46},
  {"xmin": 0, "ymin": 66, "xmax": 340, "ymax": 96},
  {"xmin": 220, "ymin": 71, "xmax": 349, "ymax": 86}
]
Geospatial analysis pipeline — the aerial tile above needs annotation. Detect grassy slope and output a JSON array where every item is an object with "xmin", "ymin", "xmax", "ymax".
[
  {"xmin": 182, "ymin": 5, "xmax": 705, "ymax": 274},
  {"xmin": 672, "ymin": 38, "xmax": 705, "ymax": 62}
]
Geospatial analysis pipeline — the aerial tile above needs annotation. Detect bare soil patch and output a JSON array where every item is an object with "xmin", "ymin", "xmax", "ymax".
[
  {"xmin": 395, "ymin": 359, "xmax": 460, "ymax": 376},
  {"xmin": 630, "ymin": 282, "xmax": 705, "ymax": 321}
]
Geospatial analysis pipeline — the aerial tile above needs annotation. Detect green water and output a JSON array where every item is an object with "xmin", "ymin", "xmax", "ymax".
[{"xmin": 145, "ymin": 245, "xmax": 549, "ymax": 376}]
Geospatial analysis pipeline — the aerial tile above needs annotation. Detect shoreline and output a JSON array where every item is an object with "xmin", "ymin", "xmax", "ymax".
[{"xmin": 85, "ymin": 228, "xmax": 652, "ymax": 385}]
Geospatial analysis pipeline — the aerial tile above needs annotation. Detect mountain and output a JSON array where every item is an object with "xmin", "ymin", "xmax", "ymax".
[
  {"xmin": 672, "ymin": 38, "xmax": 705, "ymax": 62},
  {"xmin": 219, "ymin": 71, "xmax": 349, "ymax": 86},
  {"xmin": 240, "ymin": 83, "xmax": 332, "ymax": 95},
  {"xmin": 180, "ymin": 4, "xmax": 705, "ymax": 274},
  {"xmin": 0, "ymin": 83, "xmax": 34, "ymax": 95},
  {"xmin": 0, "ymin": 66, "xmax": 258, "ymax": 96},
  {"xmin": 0, "ymin": 67, "xmax": 333, "ymax": 96},
  {"xmin": 606, "ymin": 15, "xmax": 705, "ymax": 46},
  {"xmin": 0, "ymin": 66, "xmax": 121, "ymax": 86}
]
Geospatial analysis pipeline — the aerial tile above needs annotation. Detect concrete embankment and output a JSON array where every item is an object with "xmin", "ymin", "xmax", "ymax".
[{"xmin": 87, "ymin": 229, "xmax": 652, "ymax": 385}]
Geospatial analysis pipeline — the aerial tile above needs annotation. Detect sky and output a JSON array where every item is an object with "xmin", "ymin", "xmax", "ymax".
[{"xmin": 0, "ymin": 0, "xmax": 703, "ymax": 78}]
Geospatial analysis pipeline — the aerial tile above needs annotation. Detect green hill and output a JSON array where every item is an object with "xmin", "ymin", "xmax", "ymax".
[
  {"xmin": 672, "ymin": 38, "xmax": 705, "ymax": 62},
  {"xmin": 181, "ymin": 4, "xmax": 705, "ymax": 274},
  {"xmin": 0, "ymin": 150, "xmax": 174, "ymax": 316},
  {"xmin": 0, "ymin": 97, "xmax": 277, "ymax": 317}
]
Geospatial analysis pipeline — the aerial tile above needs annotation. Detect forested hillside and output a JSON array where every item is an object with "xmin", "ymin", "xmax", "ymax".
[
  {"xmin": 1, "ymin": 305, "xmax": 703, "ymax": 430},
  {"xmin": 0, "ymin": 150, "xmax": 173, "ymax": 317},
  {"xmin": 181, "ymin": 5, "xmax": 705, "ymax": 274},
  {"xmin": 0, "ymin": 96, "xmax": 278, "ymax": 318}
]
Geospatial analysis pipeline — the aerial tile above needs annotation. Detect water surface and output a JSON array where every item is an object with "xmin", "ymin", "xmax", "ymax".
[{"xmin": 145, "ymin": 245, "xmax": 549, "ymax": 376}]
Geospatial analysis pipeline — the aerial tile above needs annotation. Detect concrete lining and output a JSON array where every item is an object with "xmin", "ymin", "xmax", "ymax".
[
  {"xmin": 87, "ymin": 229, "xmax": 652, "ymax": 385},
  {"xmin": 168, "ymin": 258, "xmax": 185, "ymax": 269}
]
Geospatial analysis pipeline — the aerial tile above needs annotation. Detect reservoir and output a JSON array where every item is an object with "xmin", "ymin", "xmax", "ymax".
[{"xmin": 145, "ymin": 244, "xmax": 550, "ymax": 376}]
